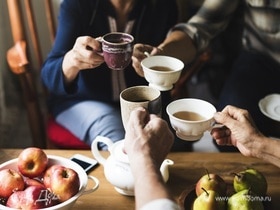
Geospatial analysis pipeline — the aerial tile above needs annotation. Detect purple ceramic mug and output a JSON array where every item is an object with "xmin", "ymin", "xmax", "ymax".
[{"xmin": 102, "ymin": 32, "xmax": 134, "ymax": 70}]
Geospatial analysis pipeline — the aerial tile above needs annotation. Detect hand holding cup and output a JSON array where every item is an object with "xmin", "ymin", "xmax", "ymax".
[{"xmin": 166, "ymin": 98, "xmax": 217, "ymax": 141}]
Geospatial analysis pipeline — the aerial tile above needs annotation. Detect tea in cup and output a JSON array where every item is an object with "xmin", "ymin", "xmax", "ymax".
[
  {"xmin": 102, "ymin": 32, "xmax": 134, "ymax": 70},
  {"xmin": 166, "ymin": 98, "xmax": 216, "ymax": 141},
  {"xmin": 120, "ymin": 86, "xmax": 161, "ymax": 130},
  {"xmin": 141, "ymin": 55, "xmax": 184, "ymax": 91}
]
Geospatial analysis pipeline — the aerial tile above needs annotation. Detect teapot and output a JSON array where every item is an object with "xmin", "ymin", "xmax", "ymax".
[{"xmin": 91, "ymin": 136, "xmax": 174, "ymax": 196}]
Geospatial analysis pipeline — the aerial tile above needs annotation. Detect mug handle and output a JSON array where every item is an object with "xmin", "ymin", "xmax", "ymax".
[
  {"xmin": 81, "ymin": 175, "xmax": 99, "ymax": 196},
  {"xmin": 91, "ymin": 136, "xmax": 113, "ymax": 165}
]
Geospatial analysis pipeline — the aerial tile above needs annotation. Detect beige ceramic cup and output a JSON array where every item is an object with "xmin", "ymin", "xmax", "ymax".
[
  {"xmin": 166, "ymin": 98, "xmax": 216, "ymax": 141},
  {"xmin": 120, "ymin": 86, "xmax": 161, "ymax": 130},
  {"xmin": 141, "ymin": 55, "xmax": 184, "ymax": 91}
]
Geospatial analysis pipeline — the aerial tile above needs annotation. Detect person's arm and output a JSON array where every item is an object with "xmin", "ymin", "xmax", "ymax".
[
  {"xmin": 62, "ymin": 36, "xmax": 103, "ymax": 84},
  {"xmin": 124, "ymin": 108, "xmax": 179, "ymax": 210},
  {"xmin": 251, "ymin": 135, "xmax": 280, "ymax": 168},
  {"xmin": 132, "ymin": 0, "xmax": 239, "ymax": 77},
  {"xmin": 41, "ymin": 0, "xmax": 103, "ymax": 93},
  {"xmin": 211, "ymin": 105, "xmax": 280, "ymax": 168}
]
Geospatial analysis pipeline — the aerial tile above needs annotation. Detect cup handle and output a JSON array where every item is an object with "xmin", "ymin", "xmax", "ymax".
[
  {"xmin": 80, "ymin": 175, "xmax": 100, "ymax": 196},
  {"xmin": 91, "ymin": 136, "xmax": 113, "ymax": 165},
  {"xmin": 208, "ymin": 121, "xmax": 225, "ymax": 132}
]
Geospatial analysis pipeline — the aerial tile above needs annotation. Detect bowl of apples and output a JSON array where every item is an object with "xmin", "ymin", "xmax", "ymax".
[{"xmin": 0, "ymin": 147, "xmax": 99, "ymax": 210}]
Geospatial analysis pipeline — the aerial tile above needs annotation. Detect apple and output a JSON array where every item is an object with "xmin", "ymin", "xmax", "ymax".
[
  {"xmin": 6, "ymin": 191, "xmax": 24, "ymax": 209},
  {"xmin": 17, "ymin": 147, "xmax": 48, "ymax": 178},
  {"xmin": 195, "ymin": 170, "xmax": 227, "ymax": 197},
  {"xmin": 24, "ymin": 177, "xmax": 45, "ymax": 188},
  {"xmin": 49, "ymin": 166, "xmax": 80, "ymax": 202},
  {"xmin": 7, "ymin": 185, "xmax": 59, "ymax": 209},
  {"xmin": 43, "ymin": 164, "xmax": 63, "ymax": 189},
  {"xmin": 0, "ymin": 169, "xmax": 25, "ymax": 199},
  {"xmin": 193, "ymin": 188, "xmax": 226, "ymax": 210}
]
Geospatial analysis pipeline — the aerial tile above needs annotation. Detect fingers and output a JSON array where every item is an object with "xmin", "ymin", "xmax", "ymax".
[
  {"xmin": 132, "ymin": 56, "xmax": 144, "ymax": 77},
  {"xmin": 72, "ymin": 36, "xmax": 104, "ymax": 69},
  {"xmin": 129, "ymin": 107, "xmax": 149, "ymax": 130},
  {"xmin": 211, "ymin": 126, "xmax": 233, "ymax": 146},
  {"xmin": 132, "ymin": 44, "xmax": 156, "ymax": 77}
]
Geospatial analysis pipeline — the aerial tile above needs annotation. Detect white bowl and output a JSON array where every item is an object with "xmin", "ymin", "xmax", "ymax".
[
  {"xmin": 141, "ymin": 55, "xmax": 184, "ymax": 91},
  {"xmin": 0, "ymin": 155, "xmax": 99, "ymax": 210}
]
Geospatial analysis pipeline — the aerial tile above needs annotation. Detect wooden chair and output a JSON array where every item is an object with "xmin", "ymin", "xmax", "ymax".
[
  {"xmin": 6, "ymin": 0, "xmax": 89, "ymax": 149},
  {"xmin": 6, "ymin": 0, "xmax": 210, "ymax": 149}
]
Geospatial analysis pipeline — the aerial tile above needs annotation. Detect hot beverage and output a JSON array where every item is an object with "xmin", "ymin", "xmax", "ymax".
[
  {"xmin": 141, "ymin": 55, "xmax": 184, "ymax": 91},
  {"xmin": 120, "ymin": 86, "xmax": 161, "ymax": 130},
  {"xmin": 166, "ymin": 98, "xmax": 216, "ymax": 141},
  {"xmin": 173, "ymin": 111, "xmax": 206, "ymax": 121},
  {"xmin": 150, "ymin": 66, "xmax": 173, "ymax": 72},
  {"xmin": 102, "ymin": 32, "xmax": 134, "ymax": 70}
]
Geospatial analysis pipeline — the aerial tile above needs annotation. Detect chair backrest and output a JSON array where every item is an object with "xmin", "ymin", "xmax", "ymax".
[{"xmin": 6, "ymin": 0, "xmax": 57, "ymax": 148}]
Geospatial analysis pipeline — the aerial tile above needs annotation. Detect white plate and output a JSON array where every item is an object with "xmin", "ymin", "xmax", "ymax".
[{"xmin": 259, "ymin": 94, "xmax": 280, "ymax": 122}]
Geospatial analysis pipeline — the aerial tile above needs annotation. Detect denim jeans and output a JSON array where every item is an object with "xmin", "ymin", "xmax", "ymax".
[{"xmin": 56, "ymin": 101, "xmax": 125, "ymax": 150}]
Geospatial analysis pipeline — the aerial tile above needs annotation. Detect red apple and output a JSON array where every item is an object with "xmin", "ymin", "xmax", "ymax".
[
  {"xmin": 0, "ymin": 169, "xmax": 25, "ymax": 199},
  {"xmin": 24, "ymin": 177, "xmax": 45, "ymax": 188},
  {"xmin": 49, "ymin": 167, "xmax": 80, "ymax": 202},
  {"xmin": 43, "ymin": 164, "xmax": 64, "ymax": 189},
  {"xmin": 6, "ymin": 191, "xmax": 24, "ymax": 209},
  {"xmin": 17, "ymin": 147, "xmax": 48, "ymax": 178},
  {"xmin": 9, "ymin": 185, "xmax": 59, "ymax": 209},
  {"xmin": 195, "ymin": 170, "xmax": 227, "ymax": 197}
]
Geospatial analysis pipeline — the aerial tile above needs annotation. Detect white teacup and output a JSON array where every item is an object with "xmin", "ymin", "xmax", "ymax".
[
  {"xmin": 141, "ymin": 55, "xmax": 184, "ymax": 91},
  {"xmin": 166, "ymin": 98, "xmax": 216, "ymax": 141}
]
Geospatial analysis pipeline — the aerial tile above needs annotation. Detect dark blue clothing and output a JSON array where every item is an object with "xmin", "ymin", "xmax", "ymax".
[
  {"xmin": 41, "ymin": 0, "xmax": 178, "ymax": 117},
  {"xmin": 217, "ymin": 50, "xmax": 280, "ymax": 138}
]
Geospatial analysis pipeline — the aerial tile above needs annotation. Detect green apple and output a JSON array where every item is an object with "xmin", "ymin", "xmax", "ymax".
[
  {"xmin": 228, "ymin": 189, "xmax": 264, "ymax": 210},
  {"xmin": 195, "ymin": 170, "xmax": 227, "ymax": 196},
  {"xmin": 233, "ymin": 168, "xmax": 267, "ymax": 196},
  {"xmin": 193, "ymin": 188, "xmax": 226, "ymax": 210}
]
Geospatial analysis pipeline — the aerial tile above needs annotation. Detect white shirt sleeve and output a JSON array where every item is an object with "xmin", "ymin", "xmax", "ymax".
[{"xmin": 140, "ymin": 198, "xmax": 181, "ymax": 210}]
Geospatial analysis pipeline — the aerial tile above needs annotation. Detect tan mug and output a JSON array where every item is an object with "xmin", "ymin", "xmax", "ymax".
[{"xmin": 120, "ymin": 86, "xmax": 161, "ymax": 130}]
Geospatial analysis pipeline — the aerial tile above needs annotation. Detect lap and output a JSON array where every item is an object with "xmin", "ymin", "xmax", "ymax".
[{"xmin": 56, "ymin": 101, "xmax": 124, "ymax": 142}]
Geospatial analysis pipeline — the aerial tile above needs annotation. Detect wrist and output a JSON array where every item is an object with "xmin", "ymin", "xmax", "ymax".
[{"xmin": 252, "ymin": 133, "xmax": 267, "ymax": 159}]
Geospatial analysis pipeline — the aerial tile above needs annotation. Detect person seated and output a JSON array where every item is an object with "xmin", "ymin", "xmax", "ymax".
[
  {"xmin": 41, "ymin": 0, "xmax": 179, "ymax": 149},
  {"xmin": 132, "ymin": 0, "xmax": 280, "ymax": 151}
]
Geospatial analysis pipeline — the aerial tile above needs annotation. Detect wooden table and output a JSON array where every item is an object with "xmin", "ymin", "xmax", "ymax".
[{"xmin": 0, "ymin": 149, "xmax": 279, "ymax": 209}]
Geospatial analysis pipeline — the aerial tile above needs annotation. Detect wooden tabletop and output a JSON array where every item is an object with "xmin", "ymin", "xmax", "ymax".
[{"xmin": 0, "ymin": 149, "xmax": 279, "ymax": 210}]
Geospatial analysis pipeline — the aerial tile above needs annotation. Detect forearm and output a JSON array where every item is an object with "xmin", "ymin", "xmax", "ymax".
[
  {"xmin": 131, "ymin": 157, "xmax": 173, "ymax": 210},
  {"xmin": 255, "ymin": 136, "xmax": 280, "ymax": 168},
  {"xmin": 158, "ymin": 30, "xmax": 197, "ymax": 64},
  {"xmin": 62, "ymin": 51, "xmax": 80, "ymax": 84}
]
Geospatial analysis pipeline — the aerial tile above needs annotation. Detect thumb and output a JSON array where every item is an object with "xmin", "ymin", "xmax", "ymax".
[{"xmin": 214, "ymin": 111, "xmax": 235, "ymax": 128}]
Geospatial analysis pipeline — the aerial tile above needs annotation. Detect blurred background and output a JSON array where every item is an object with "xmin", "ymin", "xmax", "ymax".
[{"xmin": 0, "ymin": 0, "xmax": 241, "ymax": 149}]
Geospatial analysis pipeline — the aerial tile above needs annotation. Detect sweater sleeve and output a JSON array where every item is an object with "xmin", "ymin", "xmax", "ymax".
[
  {"xmin": 41, "ymin": 0, "xmax": 82, "ymax": 95},
  {"xmin": 170, "ymin": 0, "xmax": 239, "ymax": 53},
  {"xmin": 140, "ymin": 199, "xmax": 181, "ymax": 210}
]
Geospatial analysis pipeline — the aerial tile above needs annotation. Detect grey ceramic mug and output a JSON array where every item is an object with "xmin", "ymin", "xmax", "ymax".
[{"xmin": 120, "ymin": 86, "xmax": 161, "ymax": 130}]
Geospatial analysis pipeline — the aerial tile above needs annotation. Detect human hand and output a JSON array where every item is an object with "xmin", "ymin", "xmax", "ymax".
[
  {"xmin": 132, "ymin": 44, "xmax": 162, "ymax": 77},
  {"xmin": 124, "ymin": 107, "xmax": 174, "ymax": 168},
  {"xmin": 62, "ymin": 36, "xmax": 104, "ymax": 82},
  {"xmin": 211, "ymin": 105, "xmax": 263, "ymax": 157}
]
